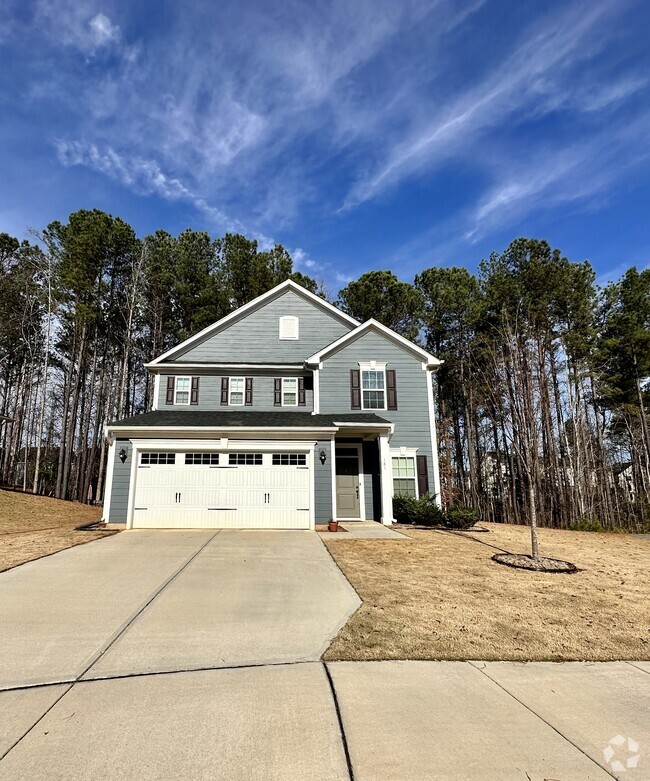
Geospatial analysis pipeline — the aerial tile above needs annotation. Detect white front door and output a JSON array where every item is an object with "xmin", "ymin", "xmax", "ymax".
[{"xmin": 132, "ymin": 449, "xmax": 312, "ymax": 529}]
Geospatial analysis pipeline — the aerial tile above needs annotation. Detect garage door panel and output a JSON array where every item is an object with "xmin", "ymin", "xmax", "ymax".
[{"xmin": 132, "ymin": 450, "xmax": 312, "ymax": 529}]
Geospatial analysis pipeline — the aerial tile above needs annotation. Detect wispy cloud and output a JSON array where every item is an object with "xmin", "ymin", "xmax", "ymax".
[
  {"xmin": 55, "ymin": 140, "xmax": 241, "ymax": 232},
  {"xmin": 343, "ymin": 0, "xmax": 624, "ymax": 208}
]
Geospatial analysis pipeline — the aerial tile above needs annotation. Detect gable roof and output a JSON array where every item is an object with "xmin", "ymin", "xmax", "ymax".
[
  {"xmin": 148, "ymin": 279, "xmax": 359, "ymax": 366},
  {"xmin": 306, "ymin": 319, "xmax": 442, "ymax": 368}
]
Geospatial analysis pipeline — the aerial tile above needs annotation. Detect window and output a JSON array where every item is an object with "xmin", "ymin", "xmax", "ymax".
[
  {"xmin": 272, "ymin": 453, "xmax": 307, "ymax": 466},
  {"xmin": 174, "ymin": 376, "xmax": 191, "ymax": 405},
  {"xmin": 140, "ymin": 452, "xmax": 176, "ymax": 466},
  {"xmin": 361, "ymin": 369, "xmax": 386, "ymax": 410},
  {"xmin": 282, "ymin": 377, "xmax": 298, "ymax": 406},
  {"xmin": 229, "ymin": 453, "xmax": 263, "ymax": 466},
  {"xmin": 279, "ymin": 315, "xmax": 299, "ymax": 340},
  {"xmin": 392, "ymin": 455, "xmax": 417, "ymax": 497},
  {"xmin": 228, "ymin": 377, "xmax": 245, "ymax": 406},
  {"xmin": 185, "ymin": 453, "xmax": 219, "ymax": 465}
]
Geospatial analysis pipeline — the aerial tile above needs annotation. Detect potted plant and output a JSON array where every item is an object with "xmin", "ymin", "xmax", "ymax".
[{"xmin": 328, "ymin": 519, "xmax": 339, "ymax": 532}]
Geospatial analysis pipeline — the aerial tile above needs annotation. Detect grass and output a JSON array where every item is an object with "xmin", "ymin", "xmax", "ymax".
[
  {"xmin": 0, "ymin": 489, "xmax": 118, "ymax": 572},
  {"xmin": 323, "ymin": 522, "xmax": 650, "ymax": 662}
]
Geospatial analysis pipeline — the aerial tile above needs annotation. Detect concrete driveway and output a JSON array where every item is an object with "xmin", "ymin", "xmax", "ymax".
[{"xmin": 1, "ymin": 531, "xmax": 648, "ymax": 779}]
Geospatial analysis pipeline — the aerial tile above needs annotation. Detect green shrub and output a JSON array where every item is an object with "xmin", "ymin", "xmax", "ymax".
[
  {"xmin": 569, "ymin": 518, "xmax": 604, "ymax": 532},
  {"xmin": 392, "ymin": 494, "xmax": 420, "ymax": 524},
  {"xmin": 444, "ymin": 505, "xmax": 479, "ymax": 529},
  {"xmin": 393, "ymin": 493, "xmax": 445, "ymax": 526},
  {"xmin": 417, "ymin": 493, "xmax": 446, "ymax": 526}
]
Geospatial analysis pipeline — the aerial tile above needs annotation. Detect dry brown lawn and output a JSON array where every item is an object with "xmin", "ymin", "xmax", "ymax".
[
  {"xmin": 0, "ymin": 489, "xmax": 119, "ymax": 572},
  {"xmin": 323, "ymin": 523, "xmax": 650, "ymax": 662}
]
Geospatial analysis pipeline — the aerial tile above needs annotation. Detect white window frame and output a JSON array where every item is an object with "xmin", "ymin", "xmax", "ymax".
[
  {"xmin": 282, "ymin": 377, "xmax": 298, "ymax": 406},
  {"xmin": 390, "ymin": 447, "xmax": 419, "ymax": 499},
  {"xmin": 173, "ymin": 376, "xmax": 192, "ymax": 406},
  {"xmin": 228, "ymin": 376, "xmax": 245, "ymax": 406},
  {"xmin": 359, "ymin": 362, "xmax": 387, "ymax": 411},
  {"xmin": 279, "ymin": 315, "xmax": 299, "ymax": 340}
]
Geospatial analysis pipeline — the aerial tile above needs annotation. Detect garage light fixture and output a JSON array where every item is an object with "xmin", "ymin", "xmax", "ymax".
[
  {"xmin": 319, "ymin": 449, "xmax": 327, "ymax": 465},
  {"xmin": 119, "ymin": 448, "xmax": 128, "ymax": 463}
]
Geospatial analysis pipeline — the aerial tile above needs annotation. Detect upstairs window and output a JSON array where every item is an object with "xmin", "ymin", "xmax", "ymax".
[
  {"xmin": 228, "ymin": 377, "xmax": 245, "ymax": 406},
  {"xmin": 282, "ymin": 377, "xmax": 298, "ymax": 406},
  {"xmin": 279, "ymin": 315, "xmax": 299, "ymax": 340},
  {"xmin": 174, "ymin": 376, "xmax": 191, "ymax": 405},
  {"xmin": 361, "ymin": 368, "xmax": 386, "ymax": 410}
]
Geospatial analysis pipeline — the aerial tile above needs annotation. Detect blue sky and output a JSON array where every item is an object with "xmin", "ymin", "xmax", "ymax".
[{"xmin": 1, "ymin": 0, "xmax": 649, "ymax": 292}]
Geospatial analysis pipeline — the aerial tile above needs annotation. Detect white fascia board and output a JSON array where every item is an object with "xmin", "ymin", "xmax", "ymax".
[
  {"xmin": 144, "ymin": 362, "xmax": 306, "ymax": 372},
  {"xmin": 148, "ymin": 280, "xmax": 358, "ymax": 365},
  {"xmin": 106, "ymin": 425, "xmax": 339, "ymax": 438},
  {"xmin": 334, "ymin": 421, "xmax": 394, "ymax": 432},
  {"xmin": 306, "ymin": 319, "xmax": 442, "ymax": 367},
  {"xmin": 130, "ymin": 438, "xmax": 317, "ymax": 451}
]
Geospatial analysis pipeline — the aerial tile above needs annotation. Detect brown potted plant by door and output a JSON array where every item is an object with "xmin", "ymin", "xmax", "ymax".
[{"xmin": 328, "ymin": 519, "xmax": 339, "ymax": 532}]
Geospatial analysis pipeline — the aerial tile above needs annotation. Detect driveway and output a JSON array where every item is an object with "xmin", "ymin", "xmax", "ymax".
[{"xmin": 1, "ymin": 531, "xmax": 648, "ymax": 780}]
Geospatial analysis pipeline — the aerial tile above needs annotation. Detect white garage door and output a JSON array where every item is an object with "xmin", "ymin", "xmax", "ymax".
[{"xmin": 132, "ymin": 450, "xmax": 312, "ymax": 529}]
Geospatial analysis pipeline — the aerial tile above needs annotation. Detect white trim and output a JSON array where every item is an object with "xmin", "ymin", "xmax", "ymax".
[
  {"xmin": 378, "ymin": 433, "xmax": 394, "ymax": 525},
  {"xmin": 390, "ymin": 447, "xmax": 419, "ymax": 499},
  {"xmin": 173, "ymin": 376, "xmax": 192, "ymax": 405},
  {"xmin": 149, "ymin": 280, "xmax": 358, "ymax": 365},
  {"xmin": 228, "ymin": 376, "xmax": 246, "ymax": 406},
  {"xmin": 334, "ymin": 443, "xmax": 366, "ymax": 521},
  {"xmin": 145, "ymin": 363, "xmax": 306, "ymax": 371},
  {"xmin": 108, "ymin": 426, "xmax": 338, "ymax": 436},
  {"xmin": 306, "ymin": 319, "xmax": 442, "ymax": 367},
  {"xmin": 152, "ymin": 374, "xmax": 160, "ymax": 411},
  {"xmin": 130, "ymin": 438, "xmax": 317, "ymax": 451},
  {"xmin": 329, "ymin": 434, "xmax": 336, "ymax": 521},
  {"xmin": 426, "ymin": 369, "xmax": 442, "ymax": 507},
  {"xmin": 281, "ymin": 377, "xmax": 298, "ymax": 407},
  {"xmin": 126, "ymin": 444, "xmax": 138, "ymax": 530},
  {"xmin": 308, "ymin": 447, "xmax": 316, "ymax": 529},
  {"xmin": 279, "ymin": 315, "xmax": 299, "ymax": 340},
  {"xmin": 313, "ymin": 368, "xmax": 320, "ymax": 414},
  {"xmin": 101, "ymin": 439, "xmax": 116, "ymax": 522},
  {"xmin": 334, "ymin": 422, "xmax": 394, "ymax": 431}
]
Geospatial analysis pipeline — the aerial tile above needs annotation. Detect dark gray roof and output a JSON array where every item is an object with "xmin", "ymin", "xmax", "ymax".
[{"xmin": 109, "ymin": 410, "xmax": 390, "ymax": 428}]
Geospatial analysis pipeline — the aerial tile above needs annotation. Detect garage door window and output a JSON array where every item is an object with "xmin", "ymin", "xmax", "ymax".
[
  {"xmin": 140, "ymin": 452, "xmax": 176, "ymax": 466},
  {"xmin": 229, "ymin": 453, "xmax": 263, "ymax": 466},
  {"xmin": 272, "ymin": 453, "xmax": 307, "ymax": 466},
  {"xmin": 185, "ymin": 453, "xmax": 220, "ymax": 465}
]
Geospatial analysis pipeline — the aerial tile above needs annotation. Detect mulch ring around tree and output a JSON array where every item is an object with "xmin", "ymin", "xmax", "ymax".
[{"xmin": 492, "ymin": 552, "xmax": 578, "ymax": 573}]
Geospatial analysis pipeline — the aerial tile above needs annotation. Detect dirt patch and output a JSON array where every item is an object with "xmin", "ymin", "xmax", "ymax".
[
  {"xmin": 0, "ymin": 489, "xmax": 118, "ymax": 572},
  {"xmin": 493, "ymin": 552, "xmax": 578, "ymax": 572},
  {"xmin": 323, "ymin": 523, "xmax": 650, "ymax": 662}
]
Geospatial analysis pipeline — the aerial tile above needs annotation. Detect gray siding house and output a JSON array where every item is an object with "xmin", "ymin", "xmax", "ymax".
[{"xmin": 103, "ymin": 280, "xmax": 441, "ymax": 529}]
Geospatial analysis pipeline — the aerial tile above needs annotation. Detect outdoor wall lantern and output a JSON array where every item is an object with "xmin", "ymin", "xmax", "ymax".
[
  {"xmin": 319, "ymin": 449, "xmax": 327, "ymax": 465},
  {"xmin": 119, "ymin": 448, "xmax": 128, "ymax": 464}
]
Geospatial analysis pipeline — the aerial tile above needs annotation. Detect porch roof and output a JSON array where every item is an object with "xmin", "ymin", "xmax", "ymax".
[{"xmin": 108, "ymin": 410, "xmax": 390, "ymax": 430}]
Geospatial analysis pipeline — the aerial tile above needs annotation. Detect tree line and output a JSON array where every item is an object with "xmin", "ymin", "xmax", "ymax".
[{"xmin": 1, "ymin": 211, "xmax": 648, "ymax": 531}]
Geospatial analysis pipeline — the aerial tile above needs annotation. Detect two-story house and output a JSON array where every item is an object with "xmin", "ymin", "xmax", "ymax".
[{"xmin": 102, "ymin": 280, "xmax": 441, "ymax": 529}]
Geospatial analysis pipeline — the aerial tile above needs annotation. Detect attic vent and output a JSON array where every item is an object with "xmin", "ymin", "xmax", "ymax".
[{"xmin": 279, "ymin": 315, "xmax": 299, "ymax": 340}]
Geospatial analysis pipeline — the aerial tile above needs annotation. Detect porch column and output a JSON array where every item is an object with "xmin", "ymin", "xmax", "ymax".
[{"xmin": 378, "ymin": 433, "xmax": 393, "ymax": 525}]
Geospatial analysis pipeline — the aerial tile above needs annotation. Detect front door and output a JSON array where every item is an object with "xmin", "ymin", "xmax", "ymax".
[{"xmin": 336, "ymin": 448, "xmax": 361, "ymax": 519}]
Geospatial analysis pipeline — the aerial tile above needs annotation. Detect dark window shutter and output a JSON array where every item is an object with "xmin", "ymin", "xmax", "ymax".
[
  {"xmin": 220, "ymin": 377, "xmax": 229, "ymax": 406},
  {"xmin": 387, "ymin": 369, "xmax": 398, "ymax": 410},
  {"xmin": 350, "ymin": 369, "xmax": 361, "ymax": 409},
  {"xmin": 417, "ymin": 455, "xmax": 429, "ymax": 497},
  {"xmin": 298, "ymin": 377, "xmax": 306, "ymax": 406},
  {"xmin": 190, "ymin": 376, "xmax": 199, "ymax": 405},
  {"xmin": 274, "ymin": 378, "xmax": 282, "ymax": 406},
  {"xmin": 166, "ymin": 376, "xmax": 175, "ymax": 405},
  {"xmin": 245, "ymin": 377, "xmax": 253, "ymax": 406}
]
